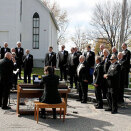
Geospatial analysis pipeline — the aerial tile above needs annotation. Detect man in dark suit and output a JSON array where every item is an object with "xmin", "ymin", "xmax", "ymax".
[
  {"xmin": 104, "ymin": 54, "xmax": 120, "ymax": 114},
  {"xmin": 94, "ymin": 56, "xmax": 104, "ymax": 109},
  {"xmin": 68, "ymin": 47, "xmax": 76, "ymax": 88},
  {"xmin": 117, "ymin": 52, "xmax": 126, "ymax": 104},
  {"xmin": 40, "ymin": 66, "xmax": 61, "ymax": 119},
  {"xmin": 1, "ymin": 42, "xmax": 11, "ymax": 59},
  {"xmin": 15, "ymin": 42, "xmax": 24, "ymax": 79},
  {"xmin": 121, "ymin": 43, "xmax": 130, "ymax": 88},
  {"xmin": 84, "ymin": 45, "xmax": 95, "ymax": 84},
  {"xmin": 77, "ymin": 55, "xmax": 90, "ymax": 103},
  {"xmin": 23, "ymin": 49, "xmax": 33, "ymax": 83},
  {"xmin": 101, "ymin": 49, "xmax": 111, "ymax": 99},
  {"xmin": 98, "ymin": 44, "xmax": 105, "ymax": 57},
  {"xmin": 44, "ymin": 46, "xmax": 56, "ymax": 68},
  {"xmin": 73, "ymin": 47, "xmax": 82, "ymax": 89},
  {"xmin": 57, "ymin": 45, "xmax": 68, "ymax": 81},
  {"xmin": 0, "ymin": 52, "xmax": 15, "ymax": 109}
]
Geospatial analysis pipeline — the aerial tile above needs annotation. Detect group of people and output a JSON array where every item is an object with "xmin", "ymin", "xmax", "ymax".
[
  {"xmin": 45, "ymin": 43, "xmax": 130, "ymax": 114},
  {"xmin": 0, "ymin": 42, "xmax": 33, "ymax": 109},
  {"xmin": 0, "ymin": 41, "xmax": 130, "ymax": 115}
]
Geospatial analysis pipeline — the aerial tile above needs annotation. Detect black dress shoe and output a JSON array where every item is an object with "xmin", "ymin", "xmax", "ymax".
[
  {"xmin": 111, "ymin": 111, "xmax": 117, "ymax": 114},
  {"xmin": 76, "ymin": 99, "xmax": 82, "ymax": 101},
  {"xmin": 95, "ymin": 106, "xmax": 103, "ymax": 109},
  {"xmin": 40, "ymin": 115, "xmax": 46, "ymax": 119},
  {"xmin": 81, "ymin": 101, "xmax": 87, "ymax": 103},
  {"xmin": 53, "ymin": 116, "xmax": 57, "ymax": 119},
  {"xmin": 2, "ymin": 106, "xmax": 11, "ymax": 110},
  {"xmin": 105, "ymin": 108, "xmax": 112, "ymax": 111}
]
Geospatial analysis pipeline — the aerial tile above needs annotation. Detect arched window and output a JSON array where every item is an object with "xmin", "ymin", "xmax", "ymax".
[{"xmin": 33, "ymin": 12, "xmax": 40, "ymax": 49}]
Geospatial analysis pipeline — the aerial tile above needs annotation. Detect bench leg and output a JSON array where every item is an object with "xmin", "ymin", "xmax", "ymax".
[
  {"xmin": 37, "ymin": 106, "xmax": 39, "ymax": 124},
  {"xmin": 60, "ymin": 108, "xmax": 61, "ymax": 119},
  {"xmin": 34, "ymin": 105, "xmax": 36, "ymax": 120},
  {"xmin": 63, "ymin": 107, "xmax": 66, "ymax": 122}
]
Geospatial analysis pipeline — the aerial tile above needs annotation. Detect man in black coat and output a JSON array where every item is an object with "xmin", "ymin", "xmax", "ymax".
[
  {"xmin": 23, "ymin": 49, "xmax": 33, "ymax": 83},
  {"xmin": 57, "ymin": 45, "xmax": 68, "ymax": 81},
  {"xmin": 0, "ymin": 53, "xmax": 15, "ymax": 109},
  {"xmin": 101, "ymin": 49, "xmax": 111, "ymax": 99},
  {"xmin": 40, "ymin": 66, "xmax": 61, "ymax": 119},
  {"xmin": 121, "ymin": 43, "xmax": 130, "ymax": 88},
  {"xmin": 117, "ymin": 52, "xmax": 127, "ymax": 103},
  {"xmin": 44, "ymin": 46, "xmax": 56, "ymax": 67},
  {"xmin": 104, "ymin": 54, "xmax": 120, "ymax": 114},
  {"xmin": 1, "ymin": 42, "xmax": 11, "ymax": 59},
  {"xmin": 84, "ymin": 45, "xmax": 95, "ymax": 84},
  {"xmin": 94, "ymin": 56, "xmax": 104, "ymax": 109},
  {"xmin": 77, "ymin": 55, "xmax": 90, "ymax": 103},
  {"xmin": 15, "ymin": 42, "xmax": 24, "ymax": 79}
]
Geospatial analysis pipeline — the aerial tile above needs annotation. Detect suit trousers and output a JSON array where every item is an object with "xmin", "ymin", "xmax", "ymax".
[
  {"xmin": 102, "ymin": 79, "xmax": 108, "ymax": 99},
  {"xmin": 78, "ymin": 82, "xmax": 88, "ymax": 102},
  {"xmin": 18, "ymin": 66, "xmax": 22, "ymax": 79},
  {"xmin": 107, "ymin": 89, "xmax": 118, "ymax": 112},
  {"xmin": 24, "ymin": 70, "xmax": 31, "ymax": 83},
  {"xmin": 60, "ymin": 66, "xmax": 67, "ymax": 81},
  {"xmin": 41, "ymin": 108, "xmax": 56, "ymax": 118},
  {"xmin": 124, "ymin": 70, "xmax": 129, "ymax": 88},
  {"xmin": 118, "ymin": 84, "xmax": 124, "ymax": 103},
  {"xmin": 69, "ymin": 66, "xmax": 77, "ymax": 87},
  {"xmin": 95, "ymin": 86, "xmax": 103, "ymax": 107},
  {"xmin": 0, "ymin": 84, "xmax": 10, "ymax": 108}
]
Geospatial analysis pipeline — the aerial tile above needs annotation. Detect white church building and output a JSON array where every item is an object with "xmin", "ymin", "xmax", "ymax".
[{"xmin": 0, "ymin": 0, "xmax": 58, "ymax": 67}]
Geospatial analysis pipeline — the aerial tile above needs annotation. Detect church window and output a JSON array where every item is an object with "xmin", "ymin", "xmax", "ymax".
[{"xmin": 33, "ymin": 12, "xmax": 40, "ymax": 49}]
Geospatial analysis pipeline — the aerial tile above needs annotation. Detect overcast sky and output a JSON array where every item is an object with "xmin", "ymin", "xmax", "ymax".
[{"xmin": 49, "ymin": 0, "xmax": 129, "ymax": 50}]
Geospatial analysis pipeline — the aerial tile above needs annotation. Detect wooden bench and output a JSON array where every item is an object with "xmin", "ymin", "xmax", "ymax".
[{"xmin": 34, "ymin": 99, "xmax": 66, "ymax": 123}]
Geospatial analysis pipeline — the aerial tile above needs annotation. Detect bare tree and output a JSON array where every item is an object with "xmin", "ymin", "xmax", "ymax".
[
  {"xmin": 42, "ymin": 0, "xmax": 68, "ymax": 45},
  {"xmin": 91, "ymin": 1, "xmax": 131, "ymax": 48},
  {"xmin": 71, "ymin": 27, "xmax": 88, "ymax": 51}
]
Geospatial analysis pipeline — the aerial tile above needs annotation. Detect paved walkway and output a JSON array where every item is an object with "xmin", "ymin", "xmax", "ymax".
[{"xmin": 0, "ymin": 93, "xmax": 131, "ymax": 131}]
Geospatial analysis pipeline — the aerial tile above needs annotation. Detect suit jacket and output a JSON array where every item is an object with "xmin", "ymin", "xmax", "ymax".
[
  {"xmin": 40, "ymin": 75, "xmax": 62, "ymax": 104},
  {"xmin": 106, "ymin": 62, "xmax": 120, "ymax": 92},
  {"xmin": 101, "ymin": 54, "xmax": 111, "ymax": 74},
  {"xmin": 122, "ymin": 49, "xmax": 130, "ymax": 72},
  {"xmin": 93, "ymin": 63, "xmax": 104, "ymax": 86},
  {"xmin": 84, "ymin": 51, "xmax": 95, "ymax": 67},
  {"xmin": 73, "ymin": 51, "xmax": 82, "ymax": 67},
  {"xmin": 118, "ymin": 59, "xmax": 127, "ymax": 86},
  {"xmin": 58, "ymin": 50, "xmax": 68, "ymax": 67},
  {"xmin": 0, "ymin": 58, "xmax": 14, "ymax": 89},
  {"xmin": 1, "ymin": 47, "xmax": 11, "ymax": 59},
  {"xmin": 22, "ymin": 54, "xmax": 33, "ymax": 73},
  {"xmin": 15, "ymin": 47, "xmax": 24, "ymax": 66},
  {"xmin": 45, "ymin": 52, "xmax": 56, "ymax": 67},
  {"xmin": 77, "ymin": 61, "xmax": 90, "ymax": 83}
]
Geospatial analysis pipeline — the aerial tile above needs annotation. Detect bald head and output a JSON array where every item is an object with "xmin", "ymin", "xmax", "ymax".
[{"xmin": 5, "ymin": 52, "xmax": 12, "ymax": 60}]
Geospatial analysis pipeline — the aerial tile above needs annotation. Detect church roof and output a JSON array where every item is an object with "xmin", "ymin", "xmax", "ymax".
[{"xmin": 38, "ymin": 0, "xmax": 59, "ymax": 31}]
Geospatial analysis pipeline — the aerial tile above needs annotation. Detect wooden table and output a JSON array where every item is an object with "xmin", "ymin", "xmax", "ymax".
[{"xmin": 16, "ymin": 84, "xmax": 70, "ymax": 116}]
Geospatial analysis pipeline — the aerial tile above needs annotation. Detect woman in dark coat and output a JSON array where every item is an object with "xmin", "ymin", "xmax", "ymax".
[{"xmin": 40, "ymin": 66, "xmax": 61, "ymax": 119}]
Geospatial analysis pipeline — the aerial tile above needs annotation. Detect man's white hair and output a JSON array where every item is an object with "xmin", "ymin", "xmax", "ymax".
[
  {"xmin": 16, "ymin": 41, "xmax": 21, "ymax": 45},
  {"xmin": 79, "ymin": 55, "xmax": 85, "ymax": 60},
  {"xmin": 103, "ymin": 48, "xmax": 110, "ymax": 54}
]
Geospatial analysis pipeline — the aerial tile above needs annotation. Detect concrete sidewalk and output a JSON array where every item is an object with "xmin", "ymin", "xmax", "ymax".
[{"xmin": 0, "ymin": 93, "xmax": 131, "ymax": 131}]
